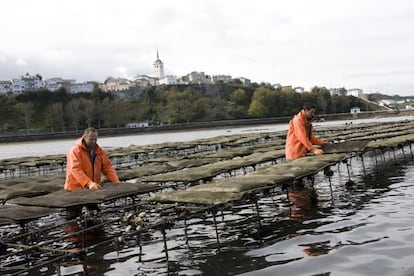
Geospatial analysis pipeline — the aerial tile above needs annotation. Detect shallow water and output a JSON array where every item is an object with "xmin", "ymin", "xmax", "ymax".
[
  {"xmin": 28, "ymin": 149, "xmax": 411, "ymax": 276},
  {"xmin": 2, "ymin": 117, "xmax": 414, "ymax": 275},
  {"xmin": 1, "ymin": 115, "xmax": 414, "ymax": 159},
  {"xmin": 238, "ymin": 157, "xmax": 414, "ymax": 276}
]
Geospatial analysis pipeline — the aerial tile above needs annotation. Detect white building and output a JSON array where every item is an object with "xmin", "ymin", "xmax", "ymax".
[
  {"xmin": 44, "ymin": 78, "xmax": 78, "ymax": 92},
  {"xmin": 329, "ymin": 88, "xmax": 345, "ymax": 96},
  {"xmin": 159, "ymin": 75, "xmax": 178, "ymax": 85},
  {"xmin": 294, "ymin": 87, "xmax": 305, "ymax": 93},
  {"xmin": 272, "ymin": 83, "xmax": 282, "ymax": 89},
  {"xmin": 350, "ymin": 106, "xmax": 361, "ymax": 114},
  {"xmin": 153, "ymin": 50, "xmax": 164, "ymax": 79},
  {"xmin": 12, "ymin": 73, "xmax": 44, "ymax": 93},
  {"xmin": 0, "ymin": 81, "xmax": 12, "ymax": 94},
  {"xmin": 126, "ymin": 122, "xmax": 149, "ymax": 128},
  {"xmin": 12, "ymin": 78, "xmax": 25, "ymax": 93},
  {"xmin": 132, "ymin": 75, "xmax": 158, "ymax": 87},
  {"xmin": 347, "ymin": 88, "xmax": 363, "ymax": 98},
  {"xmin": 185, "ymin": 71, "xmax": 212, "ymax": 84},
  {"xmin": 69, "ymin": 82, "xmax": 95, "ymax": 93},
  {"xmin": 239, "ymin": 77, "xmax": 251, "ymax": 86},
  {"xmin": 212, "ymin": 75, "xmax": 232, "ymax": 84},
  {"xmin": 379, "ymin": 99, "xmax": 393, "ymax": 107},
  {"xmin": 102, "ymin": 77, "xmax": 131, "ymax": 92},
  {"xmin": 45, "ymin": 77, "xmax": 64, "ymax": 92}
]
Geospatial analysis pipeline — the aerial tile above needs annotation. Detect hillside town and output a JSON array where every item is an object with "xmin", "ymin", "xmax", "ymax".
[
  {"xmin": 0, "ymin": 51, "xmax": 412, "ymax": 109},
  {"xmin": 0, "ymin": 51, "xmax": 354, "ymax": 94}
]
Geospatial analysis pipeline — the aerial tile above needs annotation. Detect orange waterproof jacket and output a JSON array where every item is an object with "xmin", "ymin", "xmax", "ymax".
[
  {"xmin": 285, "ymin": 110, "xmax": 325, "ymax": 160},
  {"xmin": 64, "ymin": 137, "xmax": 119, "ymax": 191}
]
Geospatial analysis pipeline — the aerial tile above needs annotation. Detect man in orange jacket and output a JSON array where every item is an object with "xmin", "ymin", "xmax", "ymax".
[
  {"xmin": 64, "ymin": 127, "xmax": 119, "ymax": 191},
  {"xmin": 285, "ymin": 103, "xmax": 326, "ymax": 160}
]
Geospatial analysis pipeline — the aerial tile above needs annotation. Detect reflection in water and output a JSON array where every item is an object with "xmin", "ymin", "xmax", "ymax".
[
  {"xmin": 61, "ymin": 222, "xmax": 110, "ymax": 276},
  {"xmin": 287, "ymin": 184, "xmax": 318, "ymax": 222},
  {"xmin": 237, "ymin": 152, "xmax": 414, "ymax": 275},
  {"xmin": 300, "ymin": 240, "xmax": 335, "ymax": 257}
]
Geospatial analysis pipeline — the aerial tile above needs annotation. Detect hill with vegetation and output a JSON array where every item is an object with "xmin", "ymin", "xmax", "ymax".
[{"xmin": 0, "ymin": 83, "xmax": 385, "ymax": 134}]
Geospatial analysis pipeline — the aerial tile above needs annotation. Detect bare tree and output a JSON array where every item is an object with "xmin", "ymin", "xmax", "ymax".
[
  {"xmin": 47, "ymin": 103, "xmax": 64, "ymax": 132},
  {"xmin": 65, "ymin": 99, "xmax": 81, "ymax": 131},
  {"xmin": 18, "ymin": 102, "xmax": 34, "ymax": 134}
]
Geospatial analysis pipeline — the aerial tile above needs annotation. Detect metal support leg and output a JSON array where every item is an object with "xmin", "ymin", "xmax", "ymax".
[
  {"xmin": 137, "ymin": 233, "xmax": 142, "ymax": 262},
  {"xmin": 286, "ymin": 186, "xmax": 292, "ymax": 219},
  {"xmin": 360, "ymin": 154, "xmax": 366, "ymax": 177},
  {"xmin": 328, "ymin": 176, "xmax": 334, "ymax": 204},
  {"xmin": 211, "ymin": 210, "xmax": 221, "ymax": 251},
  {"xmin": 161, "ymin": 228, "xmax": 169, "ymax": 261},
  {"xmin": 401, "ymin": 146, "xmax": 407, "ymax": 162},
  {"xmin": 344, "ymin": 159, "xmax": 354, "ymax": 186},
  {"xmin": 254, "ymin": 198, "xmax": 262, "ymax": 232}
]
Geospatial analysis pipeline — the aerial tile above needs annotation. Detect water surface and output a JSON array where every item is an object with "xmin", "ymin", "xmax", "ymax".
[
  {"xmin": 49, "ymin": 150, "xmax": 414, "ymax": 275},
  {"xmin": 1, "ymin": 116, "xmax": 414, "ymax": 275}
]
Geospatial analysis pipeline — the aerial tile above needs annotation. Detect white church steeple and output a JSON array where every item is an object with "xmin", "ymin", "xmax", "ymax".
[{"xmin": 153, "ymin": 49, "xmax": 164, "ymax": 79}]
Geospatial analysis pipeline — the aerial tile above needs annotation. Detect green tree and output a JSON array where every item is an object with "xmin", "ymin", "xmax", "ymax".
[
  {"xmin": 310, "ymin": 86, "xmax": 331, "ymax": 114},
  {"xmin": 248, "ymin": 99, "xmax": 269, "ymax": 117},
  {"xmin": 0, "ymin": 95, "xmax": 19, "ymax": 131},
  {"xmin": 230, "ymin": 88, "xmax": 248, "ymax": 105}
]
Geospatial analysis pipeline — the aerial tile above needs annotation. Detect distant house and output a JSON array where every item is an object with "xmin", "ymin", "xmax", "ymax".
[
  {"xmin": 12, "ymin": 73, "xmax": 44, "ymax": 93},
  {"xmin": 0, "ymin": 80, "xmax": 12, "ymax": 94},
  {"xmin": 185, "ymin": 71, "xmax": 212, "ymax": 84},
  {"xmin": 131, "ymin": 75, "xmax": 158, "ymax": 87},
  {"xmin": 294, "ymin": 87, "xmax": 304, "ymax": 93},
  {"xmin": 45, "ymin": 78, "xmax": 79, "ymax": 92},
  {"xmin": 45, "ymin": 77, "xmax": 64, "ymax": 92},
  {"xmin": 126, "ymin": 122, "xmax": 149, "ymax": 128},
  {"xmin": 69, "ymin": 82, "xmax": 95, "ymax": 93},
  {"xmin": 159, "ymin": 75, "xmax": 178, "ymax": 85},
  {"xmin": 272, "ymin": 83, "xmax": 282, "ymax": 89},
  {"xmin": 330, "ymin": 87, "xmax": 347, "ymax": 96},
  {"xmin": 238, "ymin": 77, "xmax": 251, "ymax": 86},
  {"xmin": 212, "ymin": 75, "xmax": 232, "ymax": 84},
  {"xmin": 102, "ymin": 77, "xmax": 131, "ymax": 92},
  {"xmin": 379, "ymin": 100, "xmax": 392, "ymax": 107},
  {"xmin": 350, "ymin": 106, "xmax": 361, "ymax": 114},
  {"xmin": 347, "ymin": 88, "xmax": 363, "ymax": 98}
]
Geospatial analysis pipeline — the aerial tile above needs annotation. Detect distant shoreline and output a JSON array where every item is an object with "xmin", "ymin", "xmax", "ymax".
[{"xmin": 0, "ymin": 110, "xmax": 410, "ymax": 144}]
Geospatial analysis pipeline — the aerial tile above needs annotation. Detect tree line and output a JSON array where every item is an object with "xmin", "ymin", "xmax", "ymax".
[{"xmin": 0, "ymin": 83, "xmax": 380, "ymax": 133}]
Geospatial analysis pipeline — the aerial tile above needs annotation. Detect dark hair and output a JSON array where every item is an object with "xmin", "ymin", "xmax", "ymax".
[{"xmin": 302, "ymin": 103, "xmax": 316, "ymax": 111}]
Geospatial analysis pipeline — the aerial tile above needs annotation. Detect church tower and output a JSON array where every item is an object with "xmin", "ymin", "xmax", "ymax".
[{"xmin": 153, "ymin": 49, "xmax": 164, "ymax": 79}]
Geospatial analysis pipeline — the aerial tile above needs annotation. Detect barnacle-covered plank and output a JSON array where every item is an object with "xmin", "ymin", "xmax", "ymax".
[{"xmin": 8, "ymin": 182, "xmax": 161, "ymax": 208}]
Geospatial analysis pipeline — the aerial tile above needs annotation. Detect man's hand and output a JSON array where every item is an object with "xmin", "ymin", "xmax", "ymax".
[
  {"xmin": 312, "ymin": 148, "xmax": 324, "ymax": 155},
  {"xmin": 88, "ymin": 181, "xmax": 100, "ymax": 190}
]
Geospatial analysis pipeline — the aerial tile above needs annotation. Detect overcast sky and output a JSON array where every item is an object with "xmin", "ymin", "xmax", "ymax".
[{"xmin": 1, "ymin": 0, "xmax": 414, "ymax": 96}]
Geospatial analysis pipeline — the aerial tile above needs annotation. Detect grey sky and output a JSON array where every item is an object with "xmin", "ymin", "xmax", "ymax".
[{"xmin": 1, "ymin": 0, "xmax": 414, "ymax": 96}]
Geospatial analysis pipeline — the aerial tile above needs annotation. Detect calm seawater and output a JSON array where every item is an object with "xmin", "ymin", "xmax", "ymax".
[
  {"xmin": 1, "ymin": 116, "xmax": 413, "ymax": 159},
  {"xmin": 54, "ymin": 149, "xmax": 414, "ymax": 276},
  {"xmin": 2, "ymin": 116, "xmax": 414, "ymax": 275}
]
